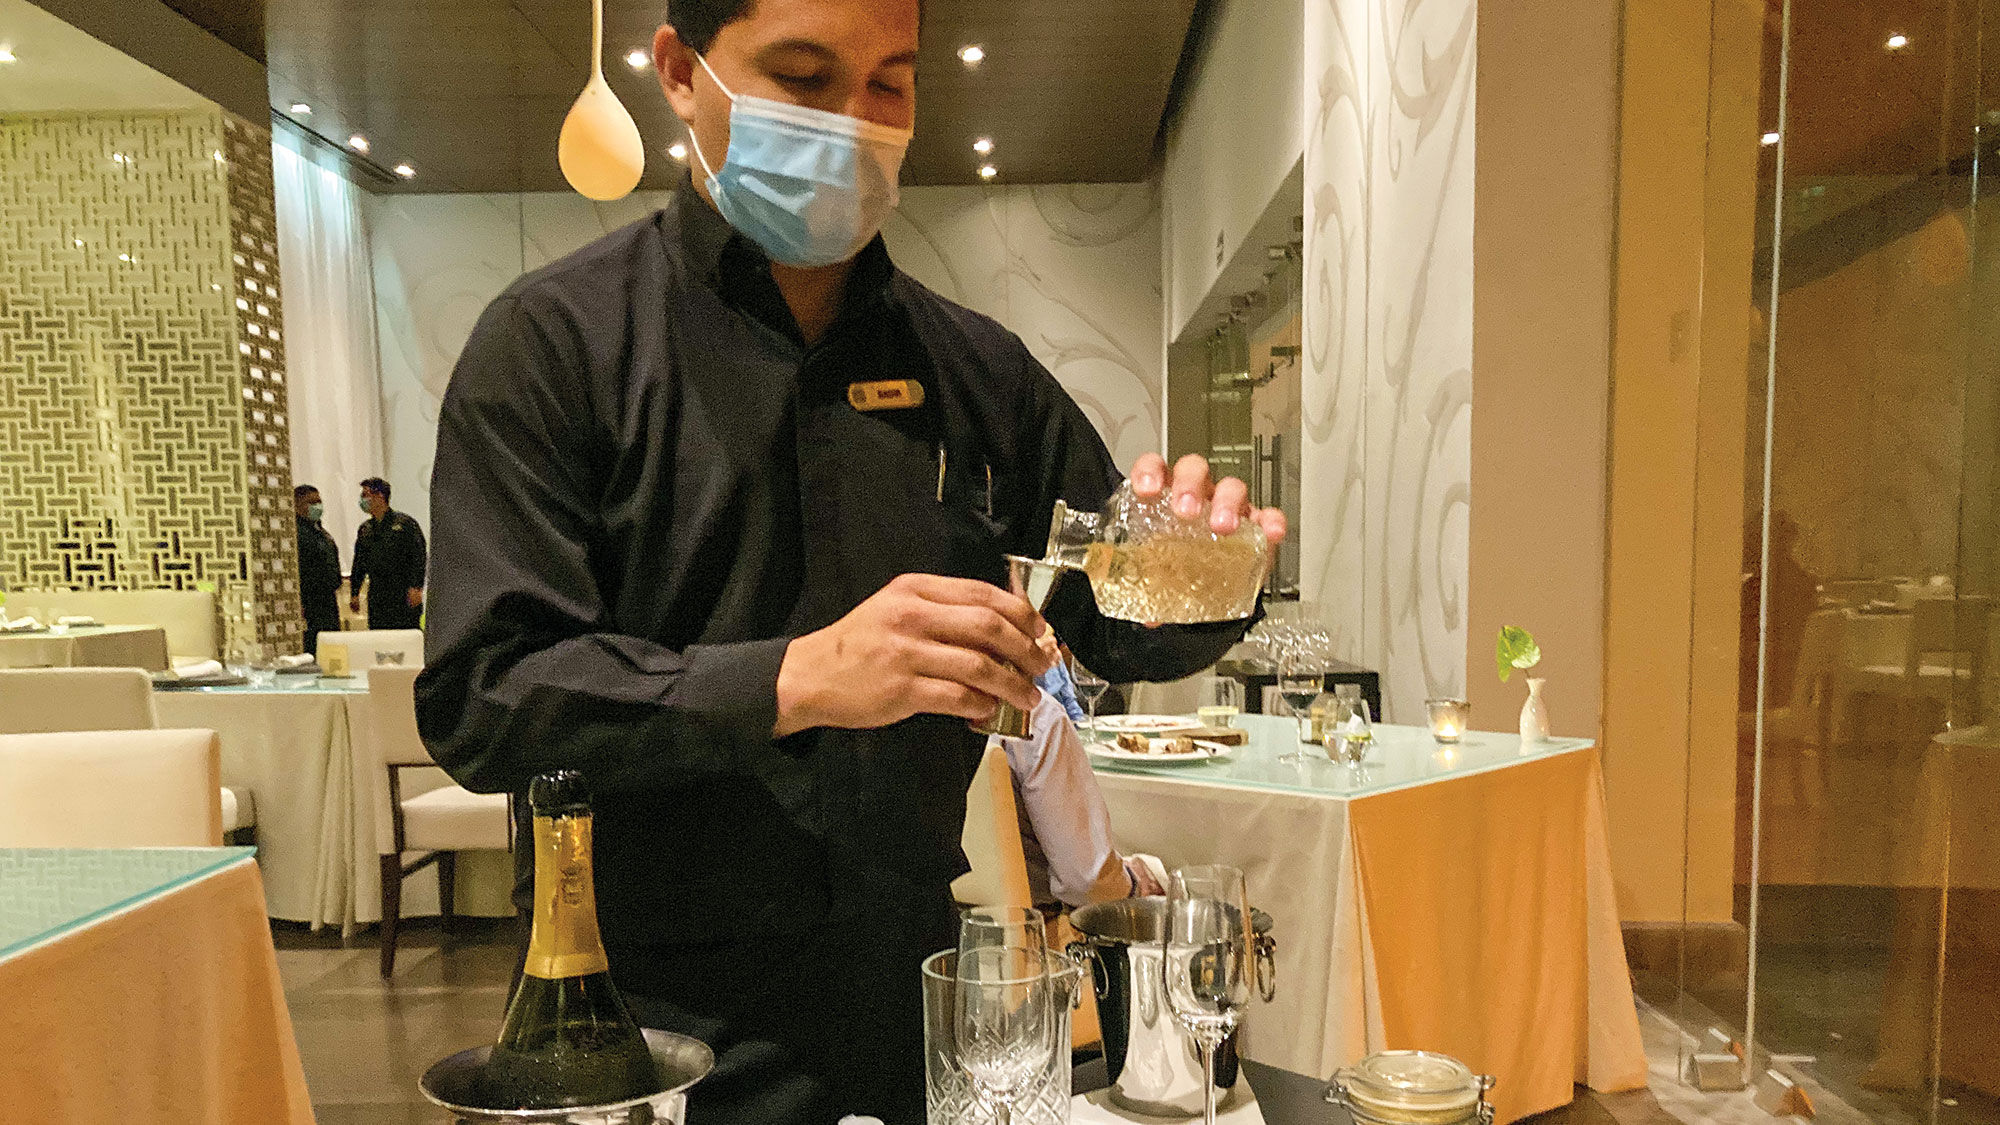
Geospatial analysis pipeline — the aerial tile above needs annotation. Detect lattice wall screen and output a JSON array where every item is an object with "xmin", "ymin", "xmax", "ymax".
[{"xmin": 0, "ymin": 109, "xmax": 300, "ymax": 654}]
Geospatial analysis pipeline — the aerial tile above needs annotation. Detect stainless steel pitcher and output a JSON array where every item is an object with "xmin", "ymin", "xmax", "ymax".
[{"xmin": 1068, "ymin": 897, "xmax": 1276, "ymax": 1118}]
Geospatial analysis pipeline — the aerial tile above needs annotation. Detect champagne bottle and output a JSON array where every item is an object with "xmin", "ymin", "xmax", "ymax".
[{"xmin": 478, "ymin": 771, "xmax": 661, "ymax": 1109}]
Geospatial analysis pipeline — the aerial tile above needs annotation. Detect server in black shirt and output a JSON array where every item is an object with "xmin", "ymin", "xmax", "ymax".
[
  {"xmin": 415, "ymin": 2, "xmax": 1287, "ymax": 1123},
  {"xmin": 292, "ymin": 484, "xmax": 342, "ymax": 654},
  {"xmin": 350, "ymin": 477, "xmax": 427, "ymax": 630}
]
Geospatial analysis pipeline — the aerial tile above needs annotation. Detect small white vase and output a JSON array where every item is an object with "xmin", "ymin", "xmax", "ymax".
[{"xmin": 1519, "ymin": 677, "xmax": 1551, "ymax": 743}]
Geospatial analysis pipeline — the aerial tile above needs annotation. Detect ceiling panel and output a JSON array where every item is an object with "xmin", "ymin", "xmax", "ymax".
[{"xmin": 246, "ymin": 0, "xmax": 1200, "ymax": 193}]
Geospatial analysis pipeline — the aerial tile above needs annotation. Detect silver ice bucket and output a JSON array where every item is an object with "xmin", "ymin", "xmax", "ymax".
[
  {"xmin": 1067, "ymin": 897, "xmax": 1276, "ymax": 1118},
  {"xmin": 420, "ymin": 1028, "xmax": 714, "ymax": 1124}
]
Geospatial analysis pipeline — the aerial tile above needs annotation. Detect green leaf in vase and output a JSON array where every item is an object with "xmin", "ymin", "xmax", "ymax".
[{"xmin": 1497, "ymin": 626, "xmax": 1541, "ymax": 683}]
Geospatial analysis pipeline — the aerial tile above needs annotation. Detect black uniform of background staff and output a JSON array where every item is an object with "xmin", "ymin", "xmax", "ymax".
[
  {"xmin": 350, "ymin": 479, "xmax": 427, "ymax": 631},
  {"xmin": 415, "ymin": 188, "xmax": 1253, "ymax": 1125},
  {"xmin": 292, "ymin": 485, "xmax": 342, "ymax": 653}
]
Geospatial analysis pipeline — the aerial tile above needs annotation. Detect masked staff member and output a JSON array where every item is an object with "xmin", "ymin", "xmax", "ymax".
[{"xmin": 415, "ymin": 2, "xmax": 1286, "ymax": 1123}]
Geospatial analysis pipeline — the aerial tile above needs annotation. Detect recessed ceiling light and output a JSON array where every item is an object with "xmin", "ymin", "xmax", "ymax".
[
  {"xmin": 289, "ymin": 102, "xmax": 311, "ymax": 115},
  {"xmin": 1885, "ymin": 32, "xmax": 1910, "ymax": 50},
  {"xmin": 347, "ymin": 134, "xmax": 369, "ymax": 153},
  {"xmin": 110, "ymin": 152, "xmax": 127, "ymax": 164},
  {"xmin": 1760, "ymin": 131, "xmax": 1780, "ymax": 146},
  {"xmin": 978, "ymin": 163, "xmax": 998, "ymax": 180},
  {"xmin": 668, "ymin": 142, "xmax": 688, "ymax": 161},
  {"xmin": 213, "ymin": 149, "xmax": 226, "ymax": 162},
  {"xmin": 958, "ymin": 44, "xmax": 985, "ymax": 65},
  {"xmin": 973, "ymin": 137, "xmax": 994, "ymax": 155},
  {"xmin": 625, "ymin": 48, "xmax": 651, "ymax": 70},
  {"xmin": 0, "ymin": 45, "xmax": 17, "ymax": 63},
  {"xmin": 394, "ymin": 163, "xmax": 415, "ymax": 178},
  {"xmin": 73, "ymin": 238, "xmax": 84, "ymax": 247},
  {"xmin": 118, "ymin": 253, "xmax": 132, "ymax": 262}
]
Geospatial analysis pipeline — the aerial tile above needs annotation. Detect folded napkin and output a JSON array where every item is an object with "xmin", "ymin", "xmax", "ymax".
[
  {"xmin": 1071, "ymin": 1087, "xmax": 1265, "ymax": 1125},
  {"xmin": 275, "ymin": 653, "xmax": 315, "ymax": 669},
  {"xmin": 171, "ymin": 658, "xmax": 225, "ymax": 679},
  {"xmin": 2, "ymin": 616, "xmax": 42, "ymax": 632},
  {"xmin": 55, "ymin": 615, "xmax": 99, "ymax": 627}
]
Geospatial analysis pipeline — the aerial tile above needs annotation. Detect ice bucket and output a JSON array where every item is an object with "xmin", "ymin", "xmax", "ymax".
[
  {"xmin": 419, "ymin": 1028, "xmax": 714, "ymax": 1125},
  {"xmin": 923, "ymin": 948, "xmax": 1085, "ymax": 1124},
  {"xmin": 1067, "ymin": 897, "xmax": 1276, "ymax": 1118}
]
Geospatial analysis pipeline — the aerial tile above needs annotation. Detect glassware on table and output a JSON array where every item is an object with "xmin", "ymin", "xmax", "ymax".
[
  {"xmin": 1276, "ymin": 665, "xmax": 1323, "ymax": 762},
  {"xmin": 1162, "ymin": 864, "xmax": 1255, "ymax": 1125},
  {"xmin": 959, "ymin": 904, "xmax": 1048, "ymax": 962},
  {"xmin": 954, "ymin": 943, "xmax": 1054, "ymax": 1125},
  {"xmin": 1044, "ymin": 482, "xmax": 1269, "ymax": 624},
  {"xmin": 1326, "ymin": 697, "xmax": 1374, "ymax": 766},
  {"xmin": 1070, "ymin": 655, "xmax": 1110, "ymax": 738},
  {"xmin": 1195, "ymin": 674, "xmax": 1243, "ymax": 729},
  {"xmin": 972, "ymin": 556, "xmax": 1066, "ymax": 740},
  {"xmin": 1426, "ymin": 698, "xmax": 1469, "ymax": 744},
  {"xmin": 924, "ymin": 949, "xmax": 1081, "ymax": 1125}
]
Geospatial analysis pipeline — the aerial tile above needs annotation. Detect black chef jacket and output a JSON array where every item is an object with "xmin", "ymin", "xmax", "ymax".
[
  {"xmin": 415, "ymin": 183, "xmax": 1250, "ymax": 952},
  {"xmin": 295, "ymin": 515, "xmax": 343, "ymax": 648},
  {"xmin": 351, "ymin": 509, "xmax": 426, "ymax": 629}
]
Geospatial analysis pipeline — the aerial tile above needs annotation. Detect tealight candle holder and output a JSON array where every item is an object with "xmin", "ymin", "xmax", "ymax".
[{"xmin": 1426, "ymin": 699, "xmax": 1469, "ymax": 744}]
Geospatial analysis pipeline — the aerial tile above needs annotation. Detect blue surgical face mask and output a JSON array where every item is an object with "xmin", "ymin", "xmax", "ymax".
[
  {"xmin": 306, "ymin": 502, "xmax": 325, "ymax": 522},
  {"xmin": 688, "ymin": 55, "xmax": 913, "ymax": 268},
  {"xmin": 359, "ymin": 497, "xmax": 375, "ymax": 515}
]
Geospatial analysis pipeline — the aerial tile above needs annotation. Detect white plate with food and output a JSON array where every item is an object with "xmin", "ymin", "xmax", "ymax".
[
  {"xmin": 1090, "ymin": 714, "xmax": 1203, "ymax": 735},
  {"xmin": 1087, "ymin": 734, "xmax": 1236, "ymax": 764}
]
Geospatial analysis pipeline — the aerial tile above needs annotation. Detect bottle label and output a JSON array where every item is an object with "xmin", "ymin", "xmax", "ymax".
[{"xmin": 523, "ymin": 813, "xmax": 611, "ymax": 979}]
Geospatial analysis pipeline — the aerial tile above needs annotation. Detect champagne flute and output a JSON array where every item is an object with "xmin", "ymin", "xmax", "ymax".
[
  {"xmin": 1276, "ymin": 660, "xmax": 1322, "ymax": 763},
  {"xmin": 1162, "ymin": 865, "xmax": 1255, "ymax": 1125},
  {"xmin": 1196, "ymin": 674, "xmax": 1243, "ymax": 729},
  {"xmin": 959, "ymin": 905, "xmax": 1047, "ymax": 964},
  {"xmin": 1070, "ymin": 654, "xmax": 1110, "ymax": 738},
  {"xmin": 955, "ymin": 943, "xmax": 1053, "ymax": 1125}
]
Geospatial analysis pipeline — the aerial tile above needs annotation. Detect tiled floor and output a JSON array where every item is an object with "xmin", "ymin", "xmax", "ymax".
[{"xmin": 276, "ymin": 921, "xmax": 1686, "ymax": 1125}]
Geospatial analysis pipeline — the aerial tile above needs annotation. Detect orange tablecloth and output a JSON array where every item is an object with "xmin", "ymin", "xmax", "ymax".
[
  {"xmin": 0, "ymin": 855, "xmax": 316, "ymax": 1123},
  {"xmin": 1096, "ymin": 727, "xmax": 1645, "ymax": 1124}
]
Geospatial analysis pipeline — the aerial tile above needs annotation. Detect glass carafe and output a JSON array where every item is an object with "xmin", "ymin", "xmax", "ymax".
[{"xmin": 1046, "ymin": 482, "xmax": 1268, "ymax": 624}]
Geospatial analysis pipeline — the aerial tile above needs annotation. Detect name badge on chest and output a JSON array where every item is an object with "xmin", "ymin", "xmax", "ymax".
[{"xmin": 847, "ymin": 379, "xmax": 926, "ymax": 412}]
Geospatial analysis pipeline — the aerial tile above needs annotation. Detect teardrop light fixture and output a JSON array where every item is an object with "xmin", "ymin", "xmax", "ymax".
[{"xmin": 558, "ymin": 0, "xmax": 644, "ymax": 200}]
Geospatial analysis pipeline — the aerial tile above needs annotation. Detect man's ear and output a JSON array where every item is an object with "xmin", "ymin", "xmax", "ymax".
[{"xmin": 655, "ymin": 25, "xmax": 699, "ymax": 122}]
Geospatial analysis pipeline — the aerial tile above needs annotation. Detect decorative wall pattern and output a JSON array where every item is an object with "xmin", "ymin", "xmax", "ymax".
[
  {"xmin": 0, "ymin": 110, "xmax": 296, "ymax": 652},
  {"xmin": 1302, "ymin": 0, "xmax": 1476, "ymax": 721},
  {"xmin": 367, "ymin": 183, "xmax": 1165, "ymax": 530}
]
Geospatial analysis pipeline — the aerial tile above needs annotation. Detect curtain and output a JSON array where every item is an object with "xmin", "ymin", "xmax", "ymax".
[{"xmin": 272, "ymin": 126, "xmax": 385, "ymax": 569}]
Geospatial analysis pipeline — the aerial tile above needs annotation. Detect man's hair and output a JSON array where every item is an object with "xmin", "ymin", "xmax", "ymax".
[
  {"xmin": 360, "ymin": 477, "xmax": 391, "ymax": 501},
  {"xmin": 294, "ymin": 484, "xmax": 319, "ymax": 499},
  {"xmin": 668, "ymin": 0, "xmax": 922, "ymax": 54}
]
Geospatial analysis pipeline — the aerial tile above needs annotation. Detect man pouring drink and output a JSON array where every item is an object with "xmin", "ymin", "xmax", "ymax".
[{"xmin": 414, "ymin": 1, "xmax": 1286, "ymax": 1122}]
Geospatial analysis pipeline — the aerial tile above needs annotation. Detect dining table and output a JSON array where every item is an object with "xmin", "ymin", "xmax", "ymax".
[
  {"xmin": 1085, "ymin": 713, "xmax": 1648, "ymax": 1125},
  {"xmin": 0, "ymin": 622, "xmax": 170, "ymax": 672},
  {"xmin": 152, "ymin": 676, "xmax": 512, "ymax": 931},
  {"xmin": 0, "ymin": 846, "xmax": 315, "ymax": 1123}
]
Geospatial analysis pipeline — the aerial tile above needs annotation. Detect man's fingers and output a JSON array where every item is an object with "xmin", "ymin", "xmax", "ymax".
[
  {"xmin": 910, "ymin": 641, "xmax": 1040, "ymax": 713},
  {"xmin": 1210, "ymin": 477, "xmax": 1250, "ymax": 534},
  {"xmin": 1129, "ymin": 452, "xmax": 1169, "ymax": 497},
  {"xmin": 909, "ymin": 677, "xmax": 1002, "ymax": 724},
  {"xmin": 1255, "ymin": 506, "xmax": 1289, "ymax": 545},
  {"xmin": 920, "ymin": 603, "xmax": 1047, "ymax": 677},
  {"xmin": 1171, "ymin": 454, "xmax": 1213, "ymax": 519},
  {"xmin": 895, "ymin": 574, "xmax": 1045, "ymax": 647}
]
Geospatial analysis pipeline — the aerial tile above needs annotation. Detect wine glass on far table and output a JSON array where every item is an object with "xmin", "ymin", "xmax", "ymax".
[
  {"xmin": 1070, "ymin": 655, "xmax": 1110, "ymax": 738},
  {"xmin": 1163, "ymin": 864, "xmax": 1255, "ymax": 1125},
  {"xmin": 955, "ymin": 941, "xmax": 1053, "ymax": 1125},
  {"xmin": 1276, "ymin": 661, "xmax": 1323, "ymax": 763},
  {"xmin": 1196, "ymin": 674, "xmax": 1243, "ymax": 730},
  {"xmin": 1326, "ymin": 697, "xmax": 1375, "ymax": 766}
]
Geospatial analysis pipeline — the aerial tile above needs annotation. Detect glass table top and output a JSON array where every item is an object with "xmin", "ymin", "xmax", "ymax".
[
  {"xmin": 0, "ymin": 847, "xmax": 254, "ymax": 962},
  {"xmin": 1084, "ymin": 713, "xmax": 1593, "ymax": 799},
  {"xmin": 151, "ymin": 675, "xmax": 373, "ymax": 695}
]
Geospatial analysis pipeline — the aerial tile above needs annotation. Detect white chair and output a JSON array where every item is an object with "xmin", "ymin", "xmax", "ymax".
[
  {"xmin": 318, "ymin": 629, "xmax": 425, "ymax": 675},
  {"xmin": 0, "ymin": 728, "xmax": 222, "ymax": 846},
  {"xmin": 0, "ymin": 667, "xmax": 255, "ymax": 840},
  {"xmin": 950, "ymin": 744, "xmax": 1032, "ymax": 909},
  {"xmin": 8, "ymin": 589, "xmax": 218, "ymax": 661},
  {"xmin": 365, "ymin": 664, "xmax": 510, "ymax": 976}
]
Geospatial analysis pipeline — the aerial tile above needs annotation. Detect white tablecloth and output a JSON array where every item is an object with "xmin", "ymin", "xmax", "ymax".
[
  {"xmin": 0, "ymin": 624, "xmax": 170, "ymax": 672},
  {"xmin": 154, "ymin": 680, "xmax": 511, "ymax": 930},
  {"xmin": 1088, "ymin": 715, "xmax": 1646, "ymax": 1124}
]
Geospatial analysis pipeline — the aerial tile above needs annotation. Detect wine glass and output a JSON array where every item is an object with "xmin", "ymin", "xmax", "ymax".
[
  {"xmin": 1162, "ymin": 864, "xmax": 1255, "ymax": 1125},
  {"xmin": 959, "ymin": 904, "xmax": 1046, "ymax": 969},
  {"xmin": 955, "ymin": 943, "xmax": 1053, "ymax": 1125},
  {"xmin": 1326, "ymin": 697, "xmax": 1375, "ymax": 766},
  {"xmin": 1196, "ymin": 674, "xmax": 1243, "ymax": 729},
  {"xmin": 1070, "ymin": 654, "xmax": 1110, "ymax": 738},
  {"xmin": 1276, "ymin": 661, "xmax": 1323, "ymax": 763}
]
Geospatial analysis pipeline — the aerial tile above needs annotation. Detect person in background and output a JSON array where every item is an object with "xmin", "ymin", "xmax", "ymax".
[
  {"xmin": 293, "ymin": 484, "xmax": 342, "ymax": 654},
  {"xmin": 350, "ymin": 477, "xmax": 427, "ymax": 630}
]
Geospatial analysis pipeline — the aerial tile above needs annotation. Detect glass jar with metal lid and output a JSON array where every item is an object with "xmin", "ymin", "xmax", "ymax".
[{"xmin": 1324, "ymin": 1051, "xmax": 1495, "ymax": 1125}]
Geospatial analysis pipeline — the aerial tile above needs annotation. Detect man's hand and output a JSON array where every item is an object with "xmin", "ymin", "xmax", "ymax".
[
  {"xmin": 407, "ymin": 588, "xmax": 424, "ymax": 609},
  {"xmin": 774, "ymin": 574, "xmax": 1053, "ymax": 738},
  {"xmin": 1128, "ymin": 453, "xmax": 1288, "ymax": 545}
]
